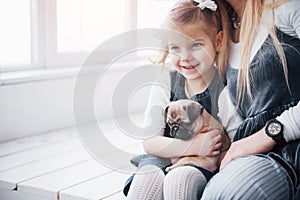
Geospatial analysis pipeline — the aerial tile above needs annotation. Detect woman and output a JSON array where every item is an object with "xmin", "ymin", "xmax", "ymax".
[{"xmin": 202, "ymin": 0, "xmax": 300, "ymax": 199}]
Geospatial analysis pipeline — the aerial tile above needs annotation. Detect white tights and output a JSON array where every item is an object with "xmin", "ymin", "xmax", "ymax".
[{"xmin": 126, "ymin": 165, "xmax": 207, "ymax": 200}]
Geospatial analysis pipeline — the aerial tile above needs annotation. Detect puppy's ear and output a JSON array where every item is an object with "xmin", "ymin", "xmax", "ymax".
[
  {"xmin": 164, "ymin": 105, "xmax": 169, "ymax": 123},
  {"xmin": 187, "ymin": 102, "xmax": 203, "ymax": 122}
]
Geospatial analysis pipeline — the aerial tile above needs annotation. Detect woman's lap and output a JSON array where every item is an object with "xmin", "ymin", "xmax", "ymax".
[{"xmin": 201, "ymin": 154, "xmax": 295, "ymax": 200}]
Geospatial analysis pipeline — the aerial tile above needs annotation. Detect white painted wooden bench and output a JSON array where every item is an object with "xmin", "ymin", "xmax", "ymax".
[{"xmin": 0, "ymin": 120, "xmax": 144, "ymax": 200}]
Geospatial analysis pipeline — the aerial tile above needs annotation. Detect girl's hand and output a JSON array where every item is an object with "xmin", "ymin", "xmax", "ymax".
[
  {"xmin": 191, "ymin": 127, "xmax": 222, "ymax": 157},
  {"xmin": 143, "ymin": 127, "xmax": 222, "ymax": 158},
  {"xmin": 220, "ymin": 127, "xmax": 276, "ymax": 170}
]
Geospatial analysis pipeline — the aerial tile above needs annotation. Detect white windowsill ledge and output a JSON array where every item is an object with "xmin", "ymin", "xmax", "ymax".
[
  {"xmin": 0, "ymin": 66, "xmax": 80, "ymax": 86},
  {"xmin": 0, "ymin": 60, "xmax": 152, "ymax": 86}
]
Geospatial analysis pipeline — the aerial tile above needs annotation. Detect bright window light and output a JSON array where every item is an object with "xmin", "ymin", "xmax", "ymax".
[
  {"xmin": 0, "ymin": 0, "xmax": 31, "ymax": 65},
  {"xmin": 57, "ymin": 0, "xmax": 126, "ymax": 53},
  {"xmin": 137, "ymin": 0, "xmax": 174, "ymax": 29}
]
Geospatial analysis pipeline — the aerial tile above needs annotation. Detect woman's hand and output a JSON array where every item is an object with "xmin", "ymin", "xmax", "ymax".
[{"xmin": 220, "ymin": 127, "xmax": 276, "ymax": 170}]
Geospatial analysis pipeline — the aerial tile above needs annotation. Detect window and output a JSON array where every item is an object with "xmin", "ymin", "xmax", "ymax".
[
  {"xmin": 0, "ymin": 0, "xmax": 32, "ymax": 67},
  {"xmin": 137, "ymin": 0, "xmax": 174, "ymax": 29},
  {"xmin": 47, "ymin": 0, "xmax": 128, "ymax": 67},
  {"xmin": 0, "ymin": 0, "xmax": 174, "ymax": 71},
  {"xmin": 57, "ymin": 0, "xmax": 126, "ymax": 53}
]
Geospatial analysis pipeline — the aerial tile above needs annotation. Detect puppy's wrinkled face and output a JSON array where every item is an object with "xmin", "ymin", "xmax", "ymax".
[{"xmin": 164, "ymin": 100, "xmax": 203, "ymax": 140}]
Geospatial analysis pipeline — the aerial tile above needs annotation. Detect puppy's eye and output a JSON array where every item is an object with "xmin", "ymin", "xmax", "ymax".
[
  {"xmin": 182, "ymin": 106, "xmax": 187, "ymax": 111},
  {"xmin": 181, "ymin": 122, "xmax": 192, "ymax": 128}
]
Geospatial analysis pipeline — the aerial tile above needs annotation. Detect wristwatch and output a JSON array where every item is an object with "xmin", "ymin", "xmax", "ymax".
[{"xmin": 265, "ymin": 119, "xmax": 285, "ymax": 144}]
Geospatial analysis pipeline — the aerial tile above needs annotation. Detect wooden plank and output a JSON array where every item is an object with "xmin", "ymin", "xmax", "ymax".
[
  {"xmin": 0, "ymin": 138, "xmax": 82, "ymax": 172},
  {"xmin": 102, "ymin": 191, "xmax": 126, "ymax": 200},
  {"xmin": 17, "ymin": 145, "xmax": 141, "ymax": 200},
  {"xmin": 0, "ymin": 187, "xmax": 54, "ymax": 200},
  {"xmin": 78, "ymin": 122, "xmax": 143, "ymax": 151},
  {"xmin": 17, "ymin": 159, "xmax": 112, "ymax": 199},
  {"xmin": 0, "ymin": 121, "xmax": 145, "ymax": 199},
  {"xmin": 0, "ymin": 127, "xmax": 76, "ymax": 157},
  {"xmin": 103, "ymin": 129, "xmax": 142, "ymax": 149},
  {"xmin": 0, "ymin": 148, "xmax": 91, "ymax": 190},
  {"xmin": 59, "ymin": 171, "xmax": 130, "ymax": 200}
]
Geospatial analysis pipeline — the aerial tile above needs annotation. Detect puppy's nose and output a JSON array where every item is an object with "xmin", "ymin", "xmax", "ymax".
[
  {"xmin": 172, "ymin": 126, "xmax": 179, "ymax": 132},
  {"xmin": 170, "ymin": 125, "xmax": 179, "ymax": 137}
]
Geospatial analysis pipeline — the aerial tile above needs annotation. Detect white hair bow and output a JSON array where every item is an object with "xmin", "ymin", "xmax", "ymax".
[{"xmin": 194, "ymin": 0, "xmax": 218, "ymax": 11}]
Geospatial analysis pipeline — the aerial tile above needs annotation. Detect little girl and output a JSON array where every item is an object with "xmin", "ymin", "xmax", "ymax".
[{"xmin": 125, "ymin": 0, "xmax": 230, "ymax": 199}]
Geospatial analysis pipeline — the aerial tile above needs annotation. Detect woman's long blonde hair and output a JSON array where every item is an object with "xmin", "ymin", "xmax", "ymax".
[{"xmin": 236, "ymin": 0, "xmax": 289, "ymax": 105}]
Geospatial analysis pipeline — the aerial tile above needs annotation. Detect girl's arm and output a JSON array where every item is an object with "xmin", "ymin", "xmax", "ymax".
[{"xmin": 143, "ymin": 129, "xmax": 222, "ymax": 158}]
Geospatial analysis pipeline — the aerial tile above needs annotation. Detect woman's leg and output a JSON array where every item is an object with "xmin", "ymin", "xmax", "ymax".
[
  {"xmin": 126, "ymin": 165, "xmax": 165, "ymax": 200},
  {"xmin": 163, "ymin": 166, "xmax": 208, "ymax": 200},
  {"xmin": 201, "ymin": 155, "xmax": 295, "ymax": 200}
]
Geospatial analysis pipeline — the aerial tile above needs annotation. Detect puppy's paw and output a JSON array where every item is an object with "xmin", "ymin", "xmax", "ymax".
[
  {"xmin": 165, "ymin": 163, "xmax": 181, "ymax": 172},
  {"xmin": 165, "ymin": 157, "xmax": 192, "ymax": 172},
  {"xmin": 165, "ymin": 166, "xmax": 172, "ymax": 172}
]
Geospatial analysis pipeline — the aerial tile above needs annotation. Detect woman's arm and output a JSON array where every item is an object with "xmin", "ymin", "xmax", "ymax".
[
  {"xmin": 220, "ymin": 102, "xmax": 300, "ymax": 169},
  {"xmin": 275, "ymin": 0, "xmax": 300, "ymax": 39},
  {"xmin": 220, "ymin": 128, "xmax": 275, "ymax": 169},
  {"xmin": 277, "ymin": 101, "xmax": 300, "ymax": 142},
  {"xmin": 217, "ymin": 87, "xmax": 243, "ymax": 141}
]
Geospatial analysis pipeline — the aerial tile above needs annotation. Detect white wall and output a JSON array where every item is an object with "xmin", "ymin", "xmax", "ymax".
[
  {"xmin": 0, "ymin": 77, "xmax": 76, "ymax": 142},
  {"xmin": 0, "ymin": 65, "xmax": 154, "ymax": 142}
]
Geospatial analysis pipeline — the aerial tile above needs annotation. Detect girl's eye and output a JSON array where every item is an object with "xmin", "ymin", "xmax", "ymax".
[
  {"xmin": 192, "ymin": 43, "xmax": 201, "ymax": 48},
  {"xmin": 169, "ymin": 46, "xmax": 180, "ymax": 52}
]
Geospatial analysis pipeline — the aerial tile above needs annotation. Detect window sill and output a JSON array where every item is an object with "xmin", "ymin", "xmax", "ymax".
[
  {"xmin": 0, "ymin": 59, "xmax": 151, "ymax": 86},
  {"xmin": 0, "ymin": 66, "xmax": 80, "ymax": 86}
]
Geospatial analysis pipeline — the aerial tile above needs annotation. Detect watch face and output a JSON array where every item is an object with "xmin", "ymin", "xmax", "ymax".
[{"xmin": 267, "ymin": 122, "xmax": 281, "ymax": 136}]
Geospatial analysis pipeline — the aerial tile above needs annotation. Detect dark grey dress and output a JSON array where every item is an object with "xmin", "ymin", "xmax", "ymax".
[{"xmin": 207, "ymin": 29, "xmax": 300, "ymax": 199}]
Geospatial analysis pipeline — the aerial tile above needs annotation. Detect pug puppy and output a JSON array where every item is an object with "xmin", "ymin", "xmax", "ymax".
[{"xmin": 164, "ymin": 99, "xmax": 230, "ymax": 172}]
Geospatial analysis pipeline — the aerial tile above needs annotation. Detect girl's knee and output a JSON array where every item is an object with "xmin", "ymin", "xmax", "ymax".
[
  {"xmin": 164, "ymin": 166, "xmax": 207, "ymax": 200},
  {"xmin": 130, "ymin": 165, "xmax": 165, "ymax": 191},
  {"xmin": 164, "ymin": 166, "xmax": 206, "ymax": 184},
  {"xmin": 137, "ymin": 164, "xmax": 163, "ymax": 174},
  {"xmin": 127, "ymin": 165, "xmax": 165, "ymax": 200}
]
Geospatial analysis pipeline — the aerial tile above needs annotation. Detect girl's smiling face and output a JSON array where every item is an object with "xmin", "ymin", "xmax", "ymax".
[{"xmin": 167, "ymin": 22, "xmax": 222, "ymax": 80}]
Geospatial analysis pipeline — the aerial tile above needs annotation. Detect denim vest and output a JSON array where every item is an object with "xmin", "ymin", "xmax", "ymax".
[
  {"xmin": 226, "ymin": 29, "xmax": 300, "ymax": 141},
  {"xmin": 169, "ymin": 69, "xmax": 224, "ymax": 119},
  {"xmin": 164, "ymin": 69, "xmax": 225, "ymax": 137}
]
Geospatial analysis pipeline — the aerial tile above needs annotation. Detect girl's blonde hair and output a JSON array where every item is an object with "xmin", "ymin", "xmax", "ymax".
[
  {"xmin": 156, "ymin": 0, "xmax": 230, "ymax": 78},
  {"xmin": 236, "ymin": 0, "xmax": 289, "ymax": 105}
]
